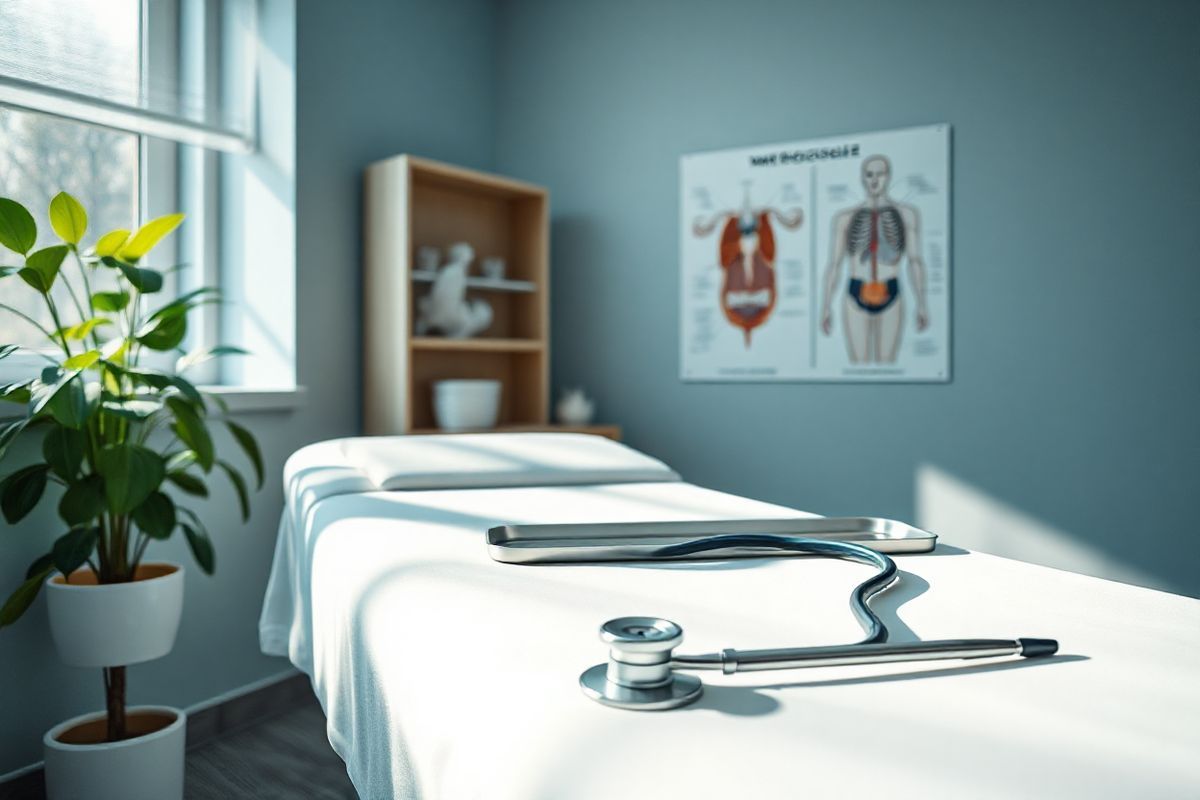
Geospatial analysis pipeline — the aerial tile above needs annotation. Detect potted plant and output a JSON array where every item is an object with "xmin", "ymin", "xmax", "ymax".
[{"xmin": 0, "ymin": 192, "xmax": 262, "ymax": 800}]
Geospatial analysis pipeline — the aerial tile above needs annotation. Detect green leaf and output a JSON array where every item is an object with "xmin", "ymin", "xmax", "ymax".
[
  {"xmin": 26, "ymin": 552, "xmax": 55, "ymax": 580},
  {"xmin": 100, "ymin": 337, "xmax": 128, "ymax": 363},
  {"xmin": 58, "ymin": 474, "xmax": 106, "ymax": 526},
  {"xmin": 118, "ymin": 213, "xmax": 184, "ymax": 262},
  {"xmin": 168, "ymin": 398, "xmax": 213, "ymax": 471},
  {"xmin": 0, "ymin": 568, "xmax": 52, "ymax": 627},
  {"xmin": 169, "ymin": 375, "xmax": 203, "ymax": 406},
  {"xmin": 150, "ymin": 287, "xmax": 219, "ymax": 318},
  {"xmin": 0, "ymin": 266, "xmax": 18, "ymax": 279},
  {"xmin": 0, "ymin": 198, "xmax": 37, "ymax": 255},
  {"xmin": 111, "ymin": 365, "xmax": 202, "ymax": 408},
  {"xmin": 100, "ymin": 398, "xmax": 161, "ymax": 420},
  {"xmin": 0, "ymin": 418, "xmax": 29, "ymax": 461},
  {"xmin": 91, "ymin": 291, "xmax": 130, "ymax": 312},
  {"xmin": 165, "ymin": 451, "xmax": 198, "ymax": 473},
  {"xmin": 49, "ymin": 192, "xmax": 87, "ymax": 245},
  {"xmin": 135, "ymin": 312, "xmax": 186, "ymax": 350},
  {"xmin": 115, "ymin": 262, "xmax": 164, "ymax": 293},
  {"xmin": 17, "ymin": 267, "xmax": 48, "ymax": 292},
  {"xmin": 176, "ymin": 345, "xmax": 248, "ymax": 374},
  {"xmin": 63, "ymin": 350, "xmax": 100, "ymax": 370},
  {"xmin": 205, "ymin": 391, "xmax": 230, "ymax": 415},
  {"xmin": 42, "ymin": 426, "xmax": 85, "ymax": 479},
  {"xmin": 94, "ymin": 229, "xmax": 130, "ymax": 257},
  {"xmin": 30, "ymin": 367, "xmax": 91, "ymax": 429},
  {"xmin": 30, "ymin": 367, "xmax": 78, "ymax": 414},
  {"xmin": 0, "ymin": 381, "xmax": 32, "ymax": 405},
  {"xmin": 166, "ymin": 470, "xmax": 208, "ymax": 497},
  {"xmin": 52, "ymin": 526, "xmax": 99, "ymax": 577},
  {"xmin": 132, "ymin": 491, "xmax": 176, "ymax": 540},
  {"xmin": 48, "ymin": 378, "xmax": 94, "ymax": 430},
  {"xmin": 217, "ymin": 460, "xmax": 250, "ymax": 522},
  {"xmin": 0, "ymin": 463, "xmax": 50, "ymax": 523},
  {"xmin": 19, "ymin": 245, "xmax": 69, "ymax": 293},
  {"xmin": 62, "ymin": 317, "xmax": 112, "ymax": 340},
  {"xmin": 226, "ymin": 420, "xmax": 264, "ymax": 489},
  {"xmin": 95, "ymin": 444, "xmax": 165, "ymax": 515},
  {"xmin": 181, "ymin": 522, "xmax": 214, "ymax": 575},
  {"xmin": 0, "ymin": 344, "xmax": 18, "ymax": 360}
]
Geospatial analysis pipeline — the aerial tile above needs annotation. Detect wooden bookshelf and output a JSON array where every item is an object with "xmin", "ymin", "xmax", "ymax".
[{"xmin": 363, "ymin": 155, "xmax": 551, "ymax": 434}]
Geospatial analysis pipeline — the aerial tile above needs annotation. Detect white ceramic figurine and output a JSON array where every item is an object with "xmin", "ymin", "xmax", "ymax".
[
  {"xmin": 556, "ymin": 388, "xmax": 596, "ymax": 425},
  {"xmin": 416, "ymin": 242, "xmax": 493, "ymax": 338}
]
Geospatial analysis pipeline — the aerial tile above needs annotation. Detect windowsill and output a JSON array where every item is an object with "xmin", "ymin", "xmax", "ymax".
[
  {"xmin": 202, "ymin": 385, "xmax": 308, "ymax": 414},
  {"xmin": 0, "ymin": 385, "xmax": 307, "ymax": 420}
]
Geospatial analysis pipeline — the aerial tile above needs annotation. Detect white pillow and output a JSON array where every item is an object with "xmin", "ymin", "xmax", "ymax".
[{"xmin": 339, "ymin": 433, "xmax": 680, "ymax": 491}]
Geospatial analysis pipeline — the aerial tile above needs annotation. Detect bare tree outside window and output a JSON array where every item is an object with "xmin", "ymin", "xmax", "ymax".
[
  {"xmin": 0, "ymin": 111, "xmax": 138, "ymax": 348},
  {"xmin": 0, "ymin": 0, "xmax": 142, "ymax": 348}
]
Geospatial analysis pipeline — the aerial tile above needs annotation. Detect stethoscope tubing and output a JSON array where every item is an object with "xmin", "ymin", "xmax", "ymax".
[
  {"xmin": 652, "ymin": 534, "xmax": 899, "ymax": 645},
  {"xmin": 651, "ymin": 534, "xmax": 1054, "ymax": 674}
]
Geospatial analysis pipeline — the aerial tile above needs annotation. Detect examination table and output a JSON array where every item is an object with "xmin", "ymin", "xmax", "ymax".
[{"xmin": 259, "ymin": 434, "xmax": 1200, "ymax": 799}]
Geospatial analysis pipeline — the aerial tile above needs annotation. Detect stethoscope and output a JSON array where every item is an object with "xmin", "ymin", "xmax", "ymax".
[{"xmin": 579, "ymin": 534, "xmax": 1058, "ymax": 710}]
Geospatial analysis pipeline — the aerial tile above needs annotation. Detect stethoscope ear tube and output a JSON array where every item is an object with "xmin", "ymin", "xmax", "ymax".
[{"xmin": 580, "ymin": 534, "xmax": 1058, "ymax": 710}]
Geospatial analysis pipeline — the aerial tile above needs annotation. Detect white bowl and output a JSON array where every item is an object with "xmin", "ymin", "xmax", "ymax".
[{"xmin": 433, "ymin": 380, "xmax": 501, "ymax": 431}]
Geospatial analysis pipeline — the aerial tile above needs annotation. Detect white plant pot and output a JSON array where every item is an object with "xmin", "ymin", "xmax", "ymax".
[
  {"xmin": 44, "ymin": 705, "xmax": 186, "ymax": 800},
  {"xmin": 45, "ymin": 563, "xmax": 184, "ymax": 667}
]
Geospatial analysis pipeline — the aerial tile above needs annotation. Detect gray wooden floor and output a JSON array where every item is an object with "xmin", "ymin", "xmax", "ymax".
[{"xmin": 186, "ymin": 698, "xmax": 357, "ymax": 799}]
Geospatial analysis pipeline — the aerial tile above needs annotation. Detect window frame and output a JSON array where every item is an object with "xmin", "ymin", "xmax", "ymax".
[{"xmin": 0, "ymin": 0, "xmax": 298, "ymax": 406}]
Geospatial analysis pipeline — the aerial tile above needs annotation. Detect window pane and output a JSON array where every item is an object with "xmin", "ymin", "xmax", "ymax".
[
  {"xmin": 0, "ymin": 0, "xmax": 141, "ymax": 107},
  {"xmin": 0, "ymin": 0, "xmax": 257, "ymax": 142},
  {"xmin": 0, "ymin": 108, "xmax": 138, "ymax": 349}
]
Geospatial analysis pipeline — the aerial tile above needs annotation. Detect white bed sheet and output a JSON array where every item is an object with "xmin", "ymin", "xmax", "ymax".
[{"xmin": 260, "ymin": 449, "xmax": 1200, "ymax": 799}]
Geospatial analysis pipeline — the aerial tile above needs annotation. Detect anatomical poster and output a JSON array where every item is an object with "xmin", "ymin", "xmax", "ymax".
[{"xmin": 680, "ymin": 124, "xmax": 950, "ymax": 382}]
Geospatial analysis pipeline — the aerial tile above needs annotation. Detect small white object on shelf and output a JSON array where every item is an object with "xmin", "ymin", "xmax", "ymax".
[
  {"xmin": 415, "ymin": 242, "xmax": 494, "ymax": 338},
  {"xmin": 434, "ymin": 379, "xmax": 502, "ymax": 431},
  {"xmin": 416, "ymin": 245, "xmax": 441, "ymax": 272},
  {"xmin": 481, "ymin": 256, "xmax": 506, "ymax": 280},
  {"xmin": 556, "ymin": 388, "xmax": 596, "ymax": 425}
]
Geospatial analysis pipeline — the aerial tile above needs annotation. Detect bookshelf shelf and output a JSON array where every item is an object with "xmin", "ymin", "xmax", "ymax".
[
  {"xmin": 410, "ymin": 337, "xmax": 543, "ymax": 353},
  {"xmin": 410, "ymin": 270, "xmax": 536, "ymax": 294}
]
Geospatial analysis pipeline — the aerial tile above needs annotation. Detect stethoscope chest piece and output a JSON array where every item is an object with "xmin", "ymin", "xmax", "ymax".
[{"xmin": 579, "ymin": 616, "xmax": 703, "ymax": 711}]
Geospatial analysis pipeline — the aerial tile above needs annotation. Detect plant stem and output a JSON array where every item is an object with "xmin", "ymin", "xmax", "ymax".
[
  {"xmin": 104, "ymin": 666, "xmax": 127, "ymax": 741},
  {"xmin": 127, "ymin": 289, "xmax": 141, "ymax": 367},
  {"xmin": 111, "ymin": 516, "xmax": 129, "ymax": 580},
  {"xmin": 42, "ymin": 294, "xmax": 72, "ymax": 358},
  {"xmin": 0, "ymin": 303, "xmax": 57, "ymax": 342},
  {"xmin": 95, "ymin": 516, "xmax": 111, "ymax": 582},
  {"xmin": 130, "ymin": 532, "xmax": 149, "ymax": 571},
  {"xmin": 59, "ymin": 271, "xmax": 88, "ymax": 329},
  {"xmin": 71, "ymin": 249, "xmax": 100, "ymax": 348}
]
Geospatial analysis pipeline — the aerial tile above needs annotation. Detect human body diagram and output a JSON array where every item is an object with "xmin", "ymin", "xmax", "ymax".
[
  {"xmin": 692, "ymin": 191, "xmax": 803, "ymax": 346},
  {"xmin": 819, "ymin": 155, "xmax": 928, "ymax": 363}
]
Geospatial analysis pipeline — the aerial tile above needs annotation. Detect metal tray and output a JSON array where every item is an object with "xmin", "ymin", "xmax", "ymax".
[{"xmin": 487, "ymin": 517, "xmax": 937, "ymax": 564}]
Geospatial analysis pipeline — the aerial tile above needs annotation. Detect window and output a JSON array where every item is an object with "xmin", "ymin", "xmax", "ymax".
[
  {"xmin": 0, "ymin": 110, "xmax": 140, "ymax": 349},
  {"xmin": 0, "ymin": 0, "xmax": 279, "ymax": 390}
]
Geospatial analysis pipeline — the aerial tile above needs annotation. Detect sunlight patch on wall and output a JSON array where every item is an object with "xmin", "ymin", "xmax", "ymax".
[{"xmin": 915, "ymin": 463, "xmax": 1155, "ymax": 590}]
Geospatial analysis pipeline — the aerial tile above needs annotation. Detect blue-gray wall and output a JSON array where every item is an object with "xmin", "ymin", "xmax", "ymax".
[
  {"xmin": 0, "ymin": 0, "xmax": 496, "ymax": 776},
  {"xmin": 493, "ymin": 0, "xmax": 1200, "ymax": 596}
]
